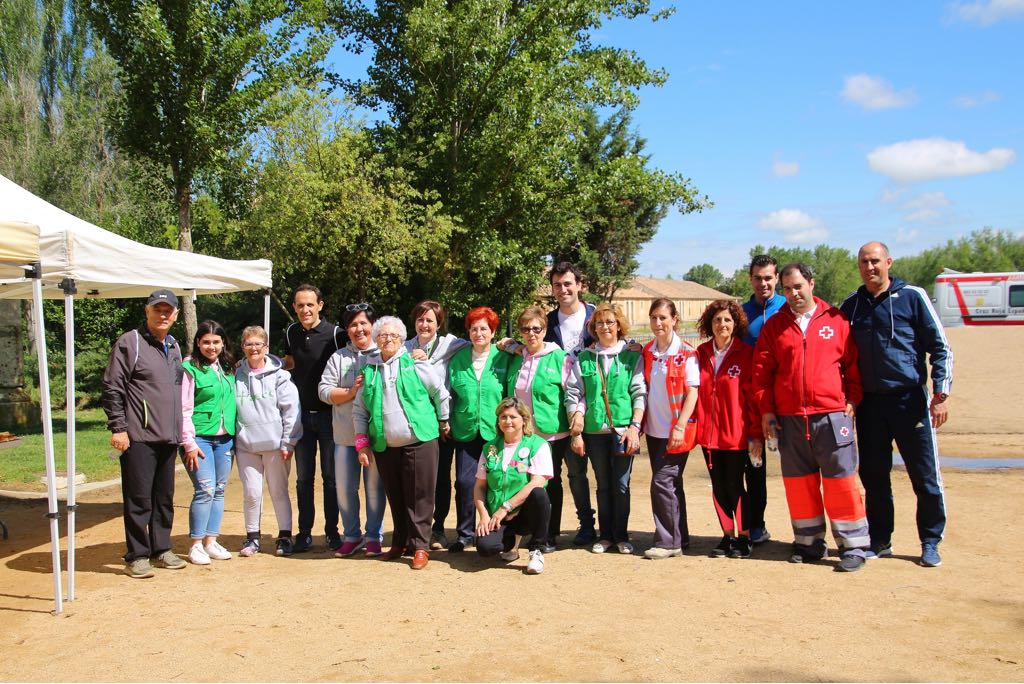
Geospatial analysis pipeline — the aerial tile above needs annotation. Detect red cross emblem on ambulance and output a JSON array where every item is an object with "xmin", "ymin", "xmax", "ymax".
[
  {"xmin": 839, "ymin": 426, "xmax": 850, "ymax": 437},
  {"xmin": 727, "ymin": 364, "xmax": 741, "ymax": 378},
  {"xmin": 819, "ymin": 325, "xmax": 834, "ymax": 340}
]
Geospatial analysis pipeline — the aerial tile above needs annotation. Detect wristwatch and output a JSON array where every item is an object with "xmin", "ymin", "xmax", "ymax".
[
  {"xmin": 629, "ymin": 421, "xmax": 642, "ymax": 430},
  {"xmin": 501, "ymin": 500, "xmax": 513, "ymax": 512},
  {"xmin": 933, "ymin": 392, "xmax": 949, "ymax": 404}
]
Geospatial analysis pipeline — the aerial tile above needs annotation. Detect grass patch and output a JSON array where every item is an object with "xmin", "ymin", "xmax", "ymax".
[{"xmin": 0, "ymin": 408, "xmax": 122, "ymax": 490}]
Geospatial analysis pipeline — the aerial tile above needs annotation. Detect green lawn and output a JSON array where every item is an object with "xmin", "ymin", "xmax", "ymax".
[{"xmin": 0, "ymin": 408, "xmax": 122, "ymax": 489}]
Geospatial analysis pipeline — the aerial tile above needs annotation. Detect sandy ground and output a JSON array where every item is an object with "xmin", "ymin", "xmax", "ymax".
[{"xmin": 0, "ymin": 327, "xmax": 1022, "ymax": 683}]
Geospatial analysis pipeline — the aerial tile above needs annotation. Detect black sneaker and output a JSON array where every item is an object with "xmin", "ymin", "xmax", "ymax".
[
  {"xmin": 275, "ymin": 537, "xmax": 294, "ymax": 557},
  {"xmin": 709, "ymin": 535, "xmax": 733, "ymax": 558},
  {"xmin": 448, "ymin": 540, "xmax": 466, "ymax": 553},
  {"xmin": 327, "ymin": 534, "xmax": 343, "ymax": 552},
  {"xmin": 540, "ymin": 539, "xmax": 557, "ymax": 554},
  {"xmin": 572, "ymin": 527, "xmax": 597, "ymax": 546},
  {"xmin": 729, "ymin": 537, "xmax": 752, "ymax": 558},
  {"xmin": 789, "ymin": 544, "xmax": 827, "ymax": 564},
  {"xmin": 838, "ymin": 553, "xmax": 866, "ymax": 572},
  {"xmin": 292, "ymin": 533, "xmax": 313, "ymax": 553}
]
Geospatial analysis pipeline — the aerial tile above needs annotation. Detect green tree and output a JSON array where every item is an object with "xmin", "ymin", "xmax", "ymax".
[
  {"xmin": 85, "ymin": 0, "xmax": 332, "ymax": 341},
  {"xmin": 724, "ymin": 244, "xmax": 859, "ymax": 305},
  {"xmin": 683, "ymin": 263, "xmax": 725, "ymax": 290}
]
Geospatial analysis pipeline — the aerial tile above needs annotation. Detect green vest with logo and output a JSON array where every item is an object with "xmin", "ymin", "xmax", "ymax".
[
  {"xmin": 182, "ymin": 359, "xmax": 236, "ymax": 436},
  {"xmin": 577, "ymin": 349, "xmax": 641, "ymax": 433},
  {"xmin": 448, "ymin": 345, "xmax": 509, "ymax": 443},
  {"xmin": 360, "ymin": 354, "xmax": 439, "ymax": 452},
  {"xmin": 483, "ymin": 433, "xmax": 548, "ymax": 515},
  {"xmin": 506, "ymin": 350, "xmax": 569, "ymax": 435}
]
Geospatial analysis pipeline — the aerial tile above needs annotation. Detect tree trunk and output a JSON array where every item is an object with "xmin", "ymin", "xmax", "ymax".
[{"xmin": 174, "ymin": 168, "xmax": 198, "ymax": 344}]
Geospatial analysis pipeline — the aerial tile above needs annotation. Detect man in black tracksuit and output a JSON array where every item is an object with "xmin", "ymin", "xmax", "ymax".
[
  {"xmin": 102, "ymin": 290, "xmax": 187, "ymax": 578},
  {"xmin": 841, "ymin": 242, "xmax": 952, "ymax": 568}
]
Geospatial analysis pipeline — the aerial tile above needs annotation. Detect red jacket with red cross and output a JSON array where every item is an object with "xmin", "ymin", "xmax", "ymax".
[
  {"xmin": 752, "ymin": 296, "xmax": 863, "ymax": 417},
  {"xmin": 696, "ymin": 339, "xmax": 763, "ymax": 450}
]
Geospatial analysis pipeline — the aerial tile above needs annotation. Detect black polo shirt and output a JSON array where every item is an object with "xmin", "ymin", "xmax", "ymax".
[{"xmin": 282, "ymin": 319, "xmax": 347, "ymax": 411}]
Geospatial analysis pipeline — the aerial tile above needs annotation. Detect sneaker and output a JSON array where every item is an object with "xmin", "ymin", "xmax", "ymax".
[
  {"xmin": 275, "ymin": 537, "xmax": 294, "ymax": 557},
  {"xmin": 643, "ymin": 547, "xmax": 682, "ymax": 560},
  {"xmin": 573, "ymin": 527, "xmax": 597, "ymax": 546},
  {"xmin": 749, "ymin": 527, "xmax": 771, "ymax": 544},
  {"xmin": 448, "ymin": 540, "xmax": 467, "ymax": 553},
  {"xmin": 730, "ymin": 537, "xmax": 752, "ymax": 559},
  {"xmin": 430, "ymin": 530, "xmax": 447, "ymax": 550},
  {"xmin": 364, "ymin": 540, "xmax": 383, "ymax": 557},
  {"xmin": 591, "ymin": 539, "xmax": 612, "ymax": 554},
  {"xmin": 616, "ymin": 541, "xmax": 634, "ymax": 555},
  {"xmin": 204, "ymin": 540, "xmax": 232, "ymax": 561},
  {"xmin": 709, "ymin": 535, "xmax": 733, "ymax": 558},
  {"xmin": 327, "ymin": 534, "xmax": 343, "ymax": 552},
  {"xmin": 239, "ymin": 538, "xmax": 261, "ymax": 557},
  {"xmin": 526, "ymin": 549, "xmax": 545, "ymax": 574},
  {"xmin": 789, "ymin": 545, "xmax": 827, "ymax": 564},
  {"xmin": 188, "ymin": 544, "xmax": 211, "ymax": 565},
  {"xmin": 292, "ymin": 533, "xmax": 313, "ymax": 553},
  {"xmin": 334, "ymin": 538, "xmax": 366, "ymax": 558},
  {"xmin": 540, "ymin": 540, "xmax": 557, "ymax": 554},
  {"xmin": 499, "ymin": 549, "xmax": 520, "ymax": 562},
  {"xmin": 124, "ymin": 557, "xmax": 154, "ymax": 579},
  {"xmin": 838, "ymin": 553, "xmax": 866, "ymax": 572},
  {"xmin": 921, "ymin": 542, "xmax": 942, "ymax": 567},
  {"xmin": 865, "ymin": 543, "xmax": 893, "ymax": 560},
  {"xmin": 154, "ymin": 550, "xmax": 186, "ymax": 569}
]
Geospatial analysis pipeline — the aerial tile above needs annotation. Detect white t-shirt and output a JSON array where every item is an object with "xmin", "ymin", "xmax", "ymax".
[
  {"xmin": 557, "ymin": 306, "xmax": 587, "ymax": 357},
  {"xmin": 645, "ymin": 334, "xmax": 699, "ymax": 439},
  {"xmin": 712, "ymin": 338, "xmax": 733, "ymax": 375},
  {"xmin": 793, "ymin": 304, "xmax": 817, "ymax": 335},
  {"xmin": 475, "ymin": 440, "xmax": 554, "ymax": 480}
]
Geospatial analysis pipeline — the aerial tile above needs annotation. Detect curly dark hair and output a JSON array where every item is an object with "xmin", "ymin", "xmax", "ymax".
[{"xmin": 697, "ymin": 299, "xmax": 749, "ymax": 342}]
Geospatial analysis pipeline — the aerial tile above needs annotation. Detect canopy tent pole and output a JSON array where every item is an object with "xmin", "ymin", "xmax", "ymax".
[
  {"xmin": 30, "ymin": 265, "xmax": 63, "ymax": 614},
  {"xmin": 264, "ymin": 290, "xmax": 271, "ymax": 334},
  {"xmin": 60, "ymin": 278, "xmax": 77, "ymax": 602}
]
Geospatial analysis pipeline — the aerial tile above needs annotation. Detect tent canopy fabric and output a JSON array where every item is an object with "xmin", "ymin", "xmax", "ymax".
[
  {"xmin": 0, "ymin": 221, "xmax": 40, "ymax": 279},
  {"xmin": 0, "ymin": 174, "xmax": 271, "ymax": 300}
]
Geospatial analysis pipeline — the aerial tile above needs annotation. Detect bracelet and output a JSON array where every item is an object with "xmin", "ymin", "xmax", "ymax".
[{"xmin": 354, "ymin": 434, "xmax": 370, "ymax": 451}]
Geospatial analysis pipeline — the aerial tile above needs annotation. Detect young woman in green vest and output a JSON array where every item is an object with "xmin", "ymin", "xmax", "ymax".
[
  {"xmin": 353, "ymin": 316, "xmax": 450, "ymax": 570},
  {"xmin": 446, "ymin": 306, "xmax": 510, "ymax": 552},
  {"xmin": 473, "ymin": 397, "xmax": 553, "ymax": 574},
  {"xmin": 565, "ymin": 303, "xmax": 647, "ymax": 555},
  {"xmin": 180, "ymin": 320, "xmax": 237, "ymax": 565}
]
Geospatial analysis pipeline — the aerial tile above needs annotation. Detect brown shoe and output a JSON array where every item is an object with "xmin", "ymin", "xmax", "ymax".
[
  {"xmin": 383, "ymin": 545, "xmax": 406, "ymax": 561},
  {"xmin": 411, "ymin": 549, "xmax": 429, "ymax": 570}
]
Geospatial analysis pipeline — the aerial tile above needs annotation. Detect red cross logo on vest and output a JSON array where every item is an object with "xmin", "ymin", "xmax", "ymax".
[
  {"xmin": 840, "ymin": 426, "xmax": 850, "ymax": 437},
  {"xmin": 819, "ymin": 325, "xmax": 835, "ymax": 340},
  {"xmin": 727, "ymin": 364, "xmax": 741, "ymax": 378}
]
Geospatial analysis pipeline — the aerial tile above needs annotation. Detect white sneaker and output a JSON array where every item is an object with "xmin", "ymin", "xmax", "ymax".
[
  {"xmin": 188, "ymin": 544, "xmax": 211, "ymax": 565},
  {"xmin": 616, "ymin": 541, "xmax": 634, "ymax": 555},
  {"xmin": 591, "ymin": 540, "xmax": 612, "ymax": 554},
  {"xmin": 204, "ymin": 540, "xmax": 232, "ymax": 560},
  {"xmin": 526, "ymin": 550, "xmax": 545, "ymax": 574},
  {"xmin": 499, "ymin": 549, "xmax": 519, "ymax": 562}
]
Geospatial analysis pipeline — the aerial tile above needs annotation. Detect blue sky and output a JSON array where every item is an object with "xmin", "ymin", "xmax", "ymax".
[{"xmin": 327, "ymin": 1, "xmax": 1023, "ymax": 277}]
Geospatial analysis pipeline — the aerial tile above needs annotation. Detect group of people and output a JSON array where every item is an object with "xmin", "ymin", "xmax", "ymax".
[{"xmin": 102, "ymin": 242, "xmax": 951, "ymax": 578}]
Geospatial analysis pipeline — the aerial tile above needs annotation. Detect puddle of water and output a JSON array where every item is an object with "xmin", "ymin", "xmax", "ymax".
[{"xmin": 894, "ymin": 454, "xmax": 1024, "ymax": 470}]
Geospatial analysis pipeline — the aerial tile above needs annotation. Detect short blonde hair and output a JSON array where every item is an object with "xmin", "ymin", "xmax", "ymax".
[
  {"xmin": 495, "ymin": 397, "xmax": 535, "ymax": 437},
  {"xmin": 587, "ymin": 302, "xmax": 629, "ymax": 339},
  {"xmin": 240, "ymin": 325, "xmax": 268, "ymax": 345},
  {"xmin": 517, "ymin": 306, "xmax": 547, "ymax": 331}
]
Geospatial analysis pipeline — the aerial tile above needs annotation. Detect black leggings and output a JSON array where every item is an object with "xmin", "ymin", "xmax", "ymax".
[
  {"xmin": 703, "ymin": 449, "xmax": 750, "ymax": 537},
  {"xmin": 477, "ymin": 488, "xmax": 552, "ymax": 555}
]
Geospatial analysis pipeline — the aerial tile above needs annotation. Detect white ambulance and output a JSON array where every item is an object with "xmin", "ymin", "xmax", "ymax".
[{"xmin": 933, "ymin": 268, "xmax": 1024, "ymax": 327}]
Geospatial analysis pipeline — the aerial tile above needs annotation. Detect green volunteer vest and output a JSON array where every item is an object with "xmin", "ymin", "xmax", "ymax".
[
  {"xmin": 577, "ymin": 349, "xmax": 641, "ymax": 434},
  {"xmin": 448, "ymin": 345, "xmax": 509, "ymax": 443},
  {"xmin": 506, "ymin": 350, "xmax": 569, "ymax": 434},
  {"xmin": 483, "ymin": 433, "xmax": 548, "ymax": 516},
  {"xmin": 361, "ymin": 354, "xmax": 440, "ymax": 452},
  {"xmin": 182, "ymin": 359, "xmax": 236, "ymax": 436}
]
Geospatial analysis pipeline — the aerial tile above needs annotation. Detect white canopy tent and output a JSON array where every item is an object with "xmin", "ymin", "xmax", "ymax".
[
  {"xmin": 0, "ymin": 174, "xmax": 274, "ymax": 612},
  {"xmin": 0, "ymin": 220, "xmax": 63, "ymax": 615}
]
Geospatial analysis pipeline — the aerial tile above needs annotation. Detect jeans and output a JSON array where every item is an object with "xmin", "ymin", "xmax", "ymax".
[
  {"xmin": 584, "ymin": 433, "xmax": 635, "ymax": 543},
  {"xmin": 186, "ymin": 435, "xmax": 234, "ymax": 539},
  {"xmin": 334, "ymin": 445, "xmax": 386, "ymax": 542},
  {"xmin": 453, "ymin": 437, "xmax": 486, "ymax": 542},
  {"xmin": 295, "ymin": 409, "xmax": 339, "ymax": 538}
]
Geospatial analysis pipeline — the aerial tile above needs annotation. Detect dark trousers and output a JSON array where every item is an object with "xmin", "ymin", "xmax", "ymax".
[
  {"xmin": 584, "ymin": 433, "xmax": 635, "ymax": 543},
  {"xmin": 119, "ymin": 441, "xmax": 177, "ymax": 561},
  {"xmin": 744, "ymin": 455, "xmax": 768, "ymax": 530},
  {"xmin": 856, "ymin": 390, "xmax": 946, "ymax": 546},
  {"xmin": 646, "ymin": 436, "xmax": 690, "ymax": 549},
  {"xmin": 704, "ymin": 449, "xmax": 750, "ymax": 536},
  {"xmin": 453, "ymin": 437, "xmax": 486, "ymax": 542},
  {"xmin": 431, "ymin": 437, "xmax": 456, "ymax": 534},
  {"xmin": 295, "ymin": 409, "xmax": 339, "ymax": 538},
  {"xmin": 564, "ymin": 438, "xmax": 596, "ymax": 533},
  {"xmin": 375, "ymin": 440, "xmax": 439, "ymax": 551},
  {"xmin": 477, "ymin": 488, "xmax": 552, "ymax": 556}
]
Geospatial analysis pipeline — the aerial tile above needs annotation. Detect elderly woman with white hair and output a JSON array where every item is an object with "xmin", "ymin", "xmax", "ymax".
[{"xmin": 353, "ymin": 315, "xmax": 450, "ymax": 570}]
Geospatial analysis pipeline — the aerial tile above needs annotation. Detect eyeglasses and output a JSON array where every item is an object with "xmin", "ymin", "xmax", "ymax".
[
  {"xmin": 346, "ymin": 303, "xmax": 371, "ymax": 312},
  {"xmin": 594, "ymin": 320, "xmax": 618, "ymax": 328},
  {"xmin": 242, "ymin": 342, "xmax": 265, "ymax": 349},
  {"xmin": 519, "ymin": 325, "xmax": 544, "ymax": 335},
  {"xmin": 377, "ymin": 332, "xmax": 401, "ymax": 341}
]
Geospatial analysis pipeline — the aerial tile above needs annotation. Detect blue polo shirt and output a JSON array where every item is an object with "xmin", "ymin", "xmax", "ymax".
[{"xmin": 742, "ymin": 292, "xmax": 785, "ymax": 346}]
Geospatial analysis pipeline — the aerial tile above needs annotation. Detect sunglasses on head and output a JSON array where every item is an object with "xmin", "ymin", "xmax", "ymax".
[{"xmin": 346, "ymin": 303, "xmax": 371, "ymax": 312}]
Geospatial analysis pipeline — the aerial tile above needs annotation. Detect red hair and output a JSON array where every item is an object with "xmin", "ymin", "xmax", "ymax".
[{"xmin": 465, "ymin": 306, "xmax": 499, "ymax": 332}]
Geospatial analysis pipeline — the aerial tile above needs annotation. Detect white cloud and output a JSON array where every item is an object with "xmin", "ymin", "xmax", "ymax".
[
  {"xmin": 880, "ymin": 187, "xmax": 908, "ymax": 204},
  {"xmin": 954, "ymin": 90, "xmax": 1002, "ymax": 107},
  {"xmin": 759, "ymin": 209, "xmax": 829, "ymax": 243},
  {"xmin": 894, "ymin": 227, "xmax": 920, "ymax": 244},
  {"xmin": 949, "ymin": 0, "xmax": 1024, "ymax": 25},
  {"xmin": 867, "ymin": 137, "xmax": 1016, "ymax": 183},
  {"xmin": 772, "ymin": 160, "xmax": 800, "ymax": 177},
  {"xmin": 902, "ymin": 191, "xmax": 953, "ymax": 222},
  {"xmin": 841, "ymin": 74, "xmax": 918, "ymax": 110}
]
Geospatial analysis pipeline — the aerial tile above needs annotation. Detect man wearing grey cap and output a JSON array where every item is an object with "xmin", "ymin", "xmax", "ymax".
[{"xmin": 102, "ymin": 289, "xmax": 188, "ymax": 578}]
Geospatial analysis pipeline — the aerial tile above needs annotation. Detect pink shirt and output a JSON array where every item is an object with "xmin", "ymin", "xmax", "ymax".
[{"xmin": 513, "ymin": 342, "xmax": 572, "ymax": 441}]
